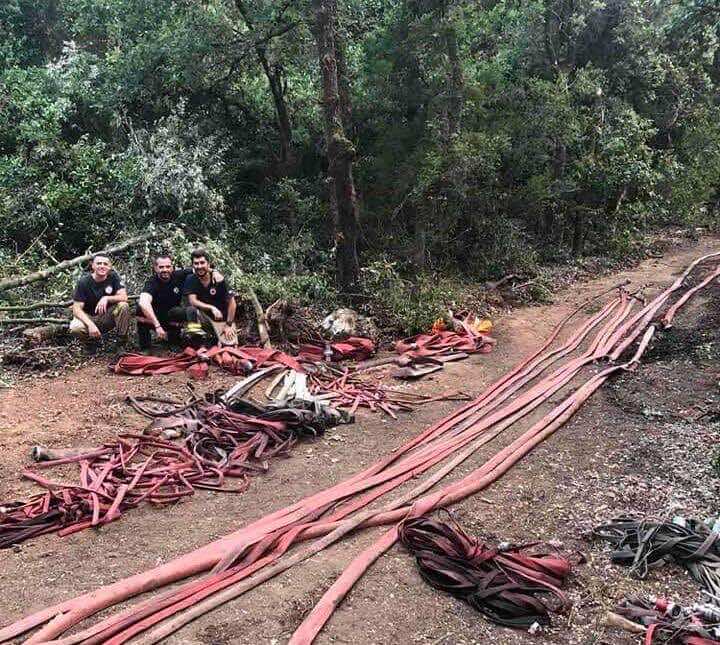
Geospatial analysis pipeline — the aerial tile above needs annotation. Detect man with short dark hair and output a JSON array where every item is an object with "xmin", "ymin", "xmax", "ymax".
[
  {"xmin": 183, "ymin": 249, "xmax": 238, "ymax": 345},
  {"xmin": 136, "ymin": 255, "xmax": 190, "ymax": 351},
  {"xmin": 69, "ymin": 254, "xmax": 130, "ymax": 346}
]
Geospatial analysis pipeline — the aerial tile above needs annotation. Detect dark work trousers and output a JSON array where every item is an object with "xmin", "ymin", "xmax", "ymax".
[
  {"xmin": 137, "ymin": 306, "xmax": 187, "ymax": 350},
  {"xmin": 184, "ymin": 305, "xmax": 225, "ymax": 342}
]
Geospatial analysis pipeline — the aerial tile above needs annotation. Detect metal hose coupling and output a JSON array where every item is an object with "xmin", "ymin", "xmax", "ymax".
[{"xmin": 30, "ymin": 445, "xmax": 52, "ymax": 462}]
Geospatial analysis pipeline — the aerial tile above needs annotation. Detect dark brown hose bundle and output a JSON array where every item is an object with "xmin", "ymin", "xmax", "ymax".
[{"xmin": 399, "ymin": 515, "xmax": 574, "ymax": 628}]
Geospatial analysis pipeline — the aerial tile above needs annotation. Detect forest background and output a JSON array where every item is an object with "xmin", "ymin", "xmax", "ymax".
[{"xmin": 1, "ymin": 0, "xmax": 718, "ymax": 333}]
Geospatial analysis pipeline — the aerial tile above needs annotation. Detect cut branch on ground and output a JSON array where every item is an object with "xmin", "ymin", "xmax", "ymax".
[
  {"xmin": 0, "ymin": 232, "xmax": 158, "ymax": 293},
  {"xmin": 0, "ymin": 318, "xmax": 68, "ymax": 325}
]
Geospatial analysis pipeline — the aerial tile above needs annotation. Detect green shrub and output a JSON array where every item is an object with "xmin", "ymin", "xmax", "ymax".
[{"xmin": 359, "ymin": 260, "xmax": 463, "ymax": 335}]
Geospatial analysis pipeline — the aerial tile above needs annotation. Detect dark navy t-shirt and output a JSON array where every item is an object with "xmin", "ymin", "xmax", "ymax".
[
  {"xmin": 183, "ymin": 274, "xmax": 234, "ymax": 317},
  {"xmin": 72, "ymin": 270, "xmax": 125, "ymax": 315},
  {"xmin": 141, "ymin": 269, "xmax": 191, "ymax": 318}
]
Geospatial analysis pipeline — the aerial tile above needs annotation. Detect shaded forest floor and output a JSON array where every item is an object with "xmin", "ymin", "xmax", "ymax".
[{"xmin": 1, "ymin": 237, "xmax": 719, "ymax": 644}]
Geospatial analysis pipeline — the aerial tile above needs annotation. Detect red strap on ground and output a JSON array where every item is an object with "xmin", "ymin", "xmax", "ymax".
[
  {"xmin": 396, "ymin": 329, "xmax": 495, "ymax": 358},
  {"xmin": 298, "ymin": 337, "xmax": 376, "ymax": 362},
  {"xmin": 109, "ymin": 349, "xmax": 202, "ymax": 376},
  {"xmin": 110, "ymin": 346, "xmax": 304, "ymax": 378}
]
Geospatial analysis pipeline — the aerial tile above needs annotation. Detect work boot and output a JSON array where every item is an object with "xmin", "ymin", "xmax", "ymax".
[
  {"xmin": 112, "ymin": 302, "xmax": 131, "ymax": 336},
  {"xmin": 181, "ymin": 322, "xmax": 210, "ymax": 349},
  {"xmin": 137, "ymin": 324, "xmax": 153, "ymax": 352},
  {"xmin": 82, "ymin": 341, "xmax": 100, "ymax": 356},
  {"xmin": 107, "ymin": 336, "xmax": 134, "ymax": 355}
]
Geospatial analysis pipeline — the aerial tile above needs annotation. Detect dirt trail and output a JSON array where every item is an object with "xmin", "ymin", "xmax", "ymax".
[{"xmin": 1, "ymin": 236, "xmax": 719, "ymax": 644}]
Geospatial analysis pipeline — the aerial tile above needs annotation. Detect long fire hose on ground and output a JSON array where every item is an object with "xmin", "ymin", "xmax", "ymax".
[{"xmin": 1, "ymin": 251, "xmax": 718, "ymax": 645}]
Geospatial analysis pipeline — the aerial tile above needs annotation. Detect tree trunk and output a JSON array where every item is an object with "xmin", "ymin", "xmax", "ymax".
[
  {"xmin": 572, "ymin": 210, "xmax": 585, "ymax": 256},
  {"xmin": 444, "ymin": 12, "xmax": 463, "ymax": 137},
  {"xmin": 546, "ymin": 138, "xmax": 567, "ymax": 240},
  {"xmin": 313, "ymin": 0, "xmax": 361, "ymax": 296},
  {"xmin": 409, "ymin": 204, "xmax": 427, "ymax": 270},
  {"xmin": 334, "ymin": 31, "xmax": 353, "ymax": 135},
  {"xmin": 542, "ymin": 210, "xmax": 555, "ymax": 238},
  {"xmin": 259, "ymin": 54, "xmax": 295, "ymax": 171},
  {"xmin": 234, "ymin": 1, "xmax": 295, "ymax": 171}
]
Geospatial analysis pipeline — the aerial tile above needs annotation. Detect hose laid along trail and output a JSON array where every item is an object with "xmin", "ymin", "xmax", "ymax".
[{"xmin": 1, "ymin": 251, "xmax": 718, "ymax": 645}]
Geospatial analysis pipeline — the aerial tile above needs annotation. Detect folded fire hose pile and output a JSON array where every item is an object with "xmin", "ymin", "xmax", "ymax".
[
  {"xmin": 0, "ymin": 387, "xmax": 350, "ymax": 549},
  {"xmin": 1, "ymin": 251, "xmax": 718, "ymax": 645},
  {"xmin": 392, "ymin": 313, "xmax": 495, "ymax": 378}
]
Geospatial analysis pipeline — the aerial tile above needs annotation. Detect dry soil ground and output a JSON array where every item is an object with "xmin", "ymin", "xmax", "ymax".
[{"xmin": 1, "ymin": 237, "xmax": 719, "ymax": 645}]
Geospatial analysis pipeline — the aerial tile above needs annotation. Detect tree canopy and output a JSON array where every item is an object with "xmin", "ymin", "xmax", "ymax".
[{"xmin": 1, "ymin": 0, "xmax": 718, "ymax": 328}]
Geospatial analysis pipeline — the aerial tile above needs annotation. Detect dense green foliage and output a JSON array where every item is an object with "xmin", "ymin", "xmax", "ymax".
[{"xmin": 1, "ymin": 0, "xmax": 718, "ymax": 331}]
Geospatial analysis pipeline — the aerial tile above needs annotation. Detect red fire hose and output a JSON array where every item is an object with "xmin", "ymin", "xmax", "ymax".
[{"xmin": 1, "ymin": 256, "xmax": 718, "ymax": 645}]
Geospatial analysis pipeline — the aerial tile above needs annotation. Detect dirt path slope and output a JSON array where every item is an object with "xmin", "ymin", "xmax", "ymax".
[{"xmin": 1, "ymin": 236, "xmax": 719, "ymax": 644}]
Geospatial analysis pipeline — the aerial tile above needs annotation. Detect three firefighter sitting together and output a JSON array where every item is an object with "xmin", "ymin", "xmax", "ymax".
[{"xmin": 69, "ymin": 248, "xmax": 238, "ymax": 352}]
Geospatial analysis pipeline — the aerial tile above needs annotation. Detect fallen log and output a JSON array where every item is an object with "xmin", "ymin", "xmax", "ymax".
[
  {"xmin": 21, "ymin": 324, "xmax": 68, "ymax": 344},
  {"xmin": 0, "ymin": 232, "xmax": 157, "ymax": 293},
  {"xmin": 247, "ymin": 285, "xmax": 272, "ymax": 349},
  {"xmin": 0, "ymin": 295, "xmax": 138, "ymax": 313},
  {"xmin": 31, "ymin": 445, "xmax": 100, "ymax": 463},
  {"xmin": 0, "ymin": 318, "xmax": 67, "ymax": 325},
  {"xmin": 0, "ymin": 319, "xmax": 69, "ymax": 345},
  {"xmin": 483, "ymin": 274, "xmax": 519, "ymax": 291},
  {"xmin": 604, "ymin": 612, "xmax": 646, "ymax": 635},
  {"xmin": 0, "ymin": 301, "xmax": 72, "ymax": 312}
]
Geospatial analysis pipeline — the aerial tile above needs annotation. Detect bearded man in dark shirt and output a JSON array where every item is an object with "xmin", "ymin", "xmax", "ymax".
[
  {"xmin": 136, "ymin": 253, "xmax": 225, "ymax": 350},
  {"xmin": 136, "ymin": 254, "xmax": 190, "ymax": 350},
  {"xmin": 69, "ymin": 254, "xmax": 130, "ymax": 346},
  {"xmin": 183, "ymin": 248, "xmax": 238, "ymax": 346}
]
